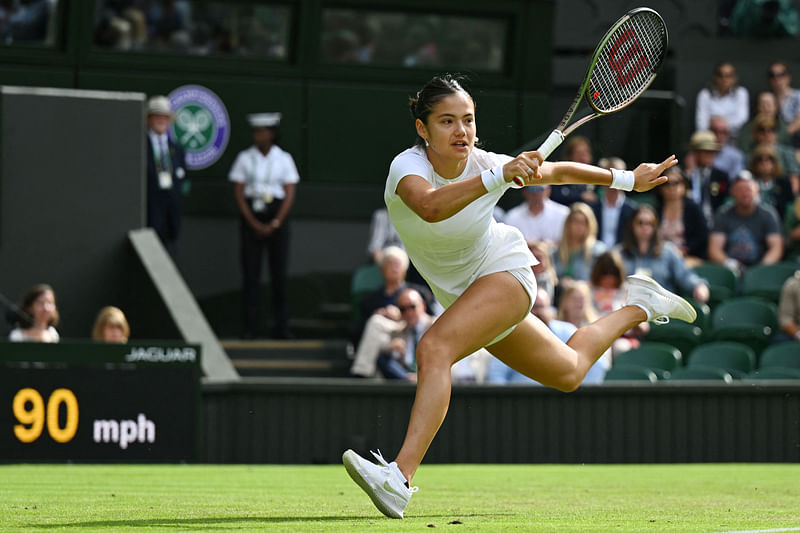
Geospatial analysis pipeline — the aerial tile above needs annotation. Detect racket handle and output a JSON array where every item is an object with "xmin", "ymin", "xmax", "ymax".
[{"xmin": 512, "ymin": 130, "xmax": 566, "ymax": 187}]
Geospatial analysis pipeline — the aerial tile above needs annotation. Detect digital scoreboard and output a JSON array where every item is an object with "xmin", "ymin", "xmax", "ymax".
[{"xmin": 1, "ymin": 341, "xmax": 200, "ymax": 461}]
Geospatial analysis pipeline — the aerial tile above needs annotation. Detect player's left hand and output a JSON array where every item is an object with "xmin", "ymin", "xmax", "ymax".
[{"xmin": 632, "ymin": 155, "xmax": 678, "ymax": 192}]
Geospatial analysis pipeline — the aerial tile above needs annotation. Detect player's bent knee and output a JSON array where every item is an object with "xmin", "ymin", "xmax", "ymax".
[
  {"xmin": 550, "ymin": 372, "xmax": 582, "ymax": 393},
  {"xmin": 414, "ymin": 335, "xmax": 452, "ymax": 373}
]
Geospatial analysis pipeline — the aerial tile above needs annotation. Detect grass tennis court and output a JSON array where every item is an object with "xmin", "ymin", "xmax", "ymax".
[{"xmin": 1, "ymin": 463, "xmax": 799, "ymax": 532}]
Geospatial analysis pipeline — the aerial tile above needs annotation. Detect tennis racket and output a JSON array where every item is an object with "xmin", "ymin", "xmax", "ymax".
[{"xmin": 513, "ymin": 7, "xmax": 668, "ymax": 186}]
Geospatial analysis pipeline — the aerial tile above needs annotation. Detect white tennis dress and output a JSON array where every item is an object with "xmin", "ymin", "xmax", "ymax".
[{"xmin": 385, "ymin": 146, "xmax": 538, "ymax": 314}]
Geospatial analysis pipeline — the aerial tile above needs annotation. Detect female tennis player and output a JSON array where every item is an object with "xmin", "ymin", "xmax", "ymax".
[{"xmin": 343, "ymin": 74, "xmax": 695, "ymax": 519}]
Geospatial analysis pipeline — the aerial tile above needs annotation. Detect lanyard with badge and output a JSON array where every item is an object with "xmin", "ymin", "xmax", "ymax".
[
  {"xmin": 250, "ymin": 151, "xmax": 276, "ymax": 212},
  {"xmin": 153, "ymin": 136, "xmax": 173, "ymax": 190}
]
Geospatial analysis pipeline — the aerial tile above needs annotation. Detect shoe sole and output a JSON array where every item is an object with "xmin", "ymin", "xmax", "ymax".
[
  {"xmin": 342, "ymin": 449, "xmax": 403, "ymax": 519},
  {"xmin": 627, "ymin": 274, "xmax": 697, "ymax": 323}
]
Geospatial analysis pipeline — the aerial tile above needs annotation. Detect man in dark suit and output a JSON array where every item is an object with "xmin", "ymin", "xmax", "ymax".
[
  {"xmin": 146, "ymin": 95, "xmax": 188, "ymax": 258},
  {"xmin": 591, "ymin": 185, "xmax": 638, "ymax": 248},
  {"xmin": 686, "ymin": 130, "xmax": 729, "ymax": 224}
]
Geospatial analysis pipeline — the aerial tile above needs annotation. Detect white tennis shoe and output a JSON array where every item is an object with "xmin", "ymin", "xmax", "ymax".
[
  {"xmin": 343, "ymin": 449, "xmax": 417, "ymax": 519},
  {"xmin": 626, "ymin": 274, "xmax": 697, "ymax": 324}
]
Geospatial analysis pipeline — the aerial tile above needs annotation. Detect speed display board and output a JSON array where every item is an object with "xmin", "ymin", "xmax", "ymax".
[{"xmin": 1, "ymin": 341, "xmax": 200, "ymax": 462}]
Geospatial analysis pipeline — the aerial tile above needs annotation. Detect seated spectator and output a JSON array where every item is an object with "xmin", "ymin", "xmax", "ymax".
[
  {"xmin": 617, "ymin": 205, "xmax": 710, "ymax": 303},
  {"xmin": 749, "ymin": 145, "xmax": 794, "ymax": 220},
  {"xmin": 685, "ymin": 130, "xmax": 729, "ymax": 224},
  {"xmin": 739, "ymin": 91, "xmax": 792, "ymax": 154},
  {"xmin": 708, "ymin": 172, "xmax": 784, "ymax": 273},
  {"xmin": 767, "ymin": 61, "xmax": 800, "ymax": 149},
  {"xmin": 710, "ymin": 115, "xmax": 746, "ymax": 181},
  {"xmin": 92, "ymin": 306, "xmax": 130, "ymax": 343},
  {"xmin": 549, "ymin": 136, "xmax": 598, "ymax": 206},
  {"xmin": 656, "ymin": 165, "xmax": 709, "ymax": 266},
  {"xmin": 8, "ymin": 284, "xmax": 59, "ymax": 343},
  {"xmin": 588, "ymin": 250, "xmax": 649, "ymax": 358},
  {"xmin": 376, "ymin": 288, "xmax": 434, "ymax": 382},
  {"xmin": 747, "ymin": 113, "xmax": 800, "ymax": 192},
  {"xmin": 528, "ymin": 240, "xmax": 558, "ymax": 303},
  {"xmin": 592, "ymin": 156, "xmax": 638, "ymax": 248},
  {"xmin": 695, "ymin": 61, "xmax": 749, "ymax": 142},
  {"xmin": 350, "ymin": 281, "xmax": 436, "ymax": 378},
  {"xmin": 486, "ymin": 287, "xmax": 579, "ymax": 385},
  {"xmin": 503, "ymin": 184, "xmax": 569, "ymax": 246},
  {"xmin": 552, "ymin": 202, "xmax": 607, "ymax": 284},
  {"xmin": 777, "ymin": 270, "xmax": 800, "ymax": 343},
  {"xmin": 356, "ymin": 245, "xmax": 437, "ymax": 339}
]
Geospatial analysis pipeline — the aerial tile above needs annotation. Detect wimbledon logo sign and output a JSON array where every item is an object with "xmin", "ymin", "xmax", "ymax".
[{"xmin": 168, "ymin": 85, "xmax": 230, "ymax": 170}]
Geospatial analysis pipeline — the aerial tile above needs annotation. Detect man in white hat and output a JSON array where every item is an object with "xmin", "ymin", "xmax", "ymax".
[
  {"xmin": 228, "ymin": 112, "xmax": 299, "ymax": 339},
  {"xmin": 685, "ymin": 129, "xmax": 729, "ymax": 224},
  {"xmin": 146, "ymin": 95, "xmax": 188, "ymax": 257}
]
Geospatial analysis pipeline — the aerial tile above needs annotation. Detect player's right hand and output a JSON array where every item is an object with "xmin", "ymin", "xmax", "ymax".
[{"xmin": 504, "ymin": 151, "xmax": 544, "ymax": 185}]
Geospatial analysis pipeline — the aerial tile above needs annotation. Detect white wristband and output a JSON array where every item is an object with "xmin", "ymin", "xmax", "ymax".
[
  {"xmin": 481, "ymin": 165, "xmax": 506, "ymax": 192},
  {"xmin": 610, "ymin": 168, "xmax": 635, "ymax": 191}
]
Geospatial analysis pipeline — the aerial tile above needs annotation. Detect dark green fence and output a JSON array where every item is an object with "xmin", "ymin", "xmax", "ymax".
[{"xmin": 202, "ymin": 379, "xmax": 800, "ymax": 464}]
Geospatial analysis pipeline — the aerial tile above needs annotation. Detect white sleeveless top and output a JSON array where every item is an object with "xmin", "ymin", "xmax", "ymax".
[{"xmin": 384, "ymin": 146, "xmax": 536, "ymax": 308}]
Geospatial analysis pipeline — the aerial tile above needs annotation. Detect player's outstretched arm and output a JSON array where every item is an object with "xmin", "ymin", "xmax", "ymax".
[{"xmin": 523, "ymin": 155, "xmax": 677, "ymax": 193}]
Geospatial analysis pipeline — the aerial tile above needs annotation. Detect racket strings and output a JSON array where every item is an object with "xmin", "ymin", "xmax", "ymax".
[{"xmin": 589, "ymin": 12, "xmax": 667, "ymax": 113}]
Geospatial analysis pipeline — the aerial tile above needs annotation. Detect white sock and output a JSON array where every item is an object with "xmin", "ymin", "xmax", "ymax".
[{"xmin": 632, "ymin": 303, "xmax": 651, "ymax": 321}]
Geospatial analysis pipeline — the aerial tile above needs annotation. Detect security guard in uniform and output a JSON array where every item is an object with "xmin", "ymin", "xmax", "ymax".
[{"xmin": 228, "ymin": 113, "xmax": 299, "ymax": 339}]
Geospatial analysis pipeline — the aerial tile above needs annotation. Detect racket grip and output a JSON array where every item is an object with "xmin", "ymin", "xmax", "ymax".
[{"xmin": 512, "ymin": 130, "xmax": 566, "ymax": 187}]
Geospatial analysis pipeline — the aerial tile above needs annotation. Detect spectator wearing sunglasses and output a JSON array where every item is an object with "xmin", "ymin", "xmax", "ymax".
[
  {"xmin": 749, "ymin": 146, "xmax": 794, "ymax": 221},
  {"xmin": 739, "ymin": 91, "xmax": 792, "ymax": 154},
  {"xmin": 748, "ymin": 113, "xmax": 800, "ymax": 192},
  {"xmin": 767, "ymin": 61, "xmax": 800, "ymax": 149}
]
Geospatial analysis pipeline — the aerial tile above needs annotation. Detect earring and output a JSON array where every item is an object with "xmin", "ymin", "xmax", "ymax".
[
  {"xmin": 474, "ymin": 137, "xmax": 479, "ymax": 143},
  {"xmin": 424, "ymin": 138, "xmax": 430, "ymax": 147}
]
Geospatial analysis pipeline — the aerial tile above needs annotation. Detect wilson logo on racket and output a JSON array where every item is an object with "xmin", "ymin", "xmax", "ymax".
[{"xmin": 607, "ymin": 29, "xmax": 649, "ymax": 86}]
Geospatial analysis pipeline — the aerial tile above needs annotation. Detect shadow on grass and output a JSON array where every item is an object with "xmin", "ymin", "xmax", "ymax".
[{"xmin": 26, "ymin": 512, "xmax": 512, "ymax": 529}]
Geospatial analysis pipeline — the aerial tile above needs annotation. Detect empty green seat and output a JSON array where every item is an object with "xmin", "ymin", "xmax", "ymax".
[
  {"xmin": 709, "ymin": 297, "xmax": 778, "ymax": 354},
  {"xmin": 687, "ymin": 341, "xmax": 756, "ymax": 379},
  {"xmin": 613, "ymin": 342, "xmax": 681, "ymax": 379},
  {"xmin": 350, "ymin": 263, "xmax": 383, "ymax": 324},
  {"xmin": 645, "ymin": 322, "xmax": 703, "ymax": 358},
  {"xmin": 666, "ymin": 366, "xmax": 734, "ymax": 383},
  {"xmin": 759, "ymin": 343, "xmax": 800, "ymax": 370},
  {"xmin": 741, "ymin": 263, "xmax": 797, "ymax": 302}
]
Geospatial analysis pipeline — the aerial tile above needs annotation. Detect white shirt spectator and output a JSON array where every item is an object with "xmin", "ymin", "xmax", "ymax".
[
  {"xmin": 696, "ymin": 85, "xmax": 750, "ymax": 140},
  {"xmin": 503, "ymin": 195, "xmax": 569, "ymax": 246}
]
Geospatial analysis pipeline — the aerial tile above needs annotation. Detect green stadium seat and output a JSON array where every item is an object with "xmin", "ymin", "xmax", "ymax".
[
  {"xmin": 613, "ymin": 342, "xmax": 682, "ymax": 379},
  {"xmin": 745, "ymin": 367, "xmax": 800, "ymax": 380},
  {"xmin": 644, "ymin": 322, "xmax": 703, "ymax": 358},
  {"xmin": 709, "ymin": 297, "xmax": 778, "ymax": 354},
  {"xmin": 666, "ymin": 365, "xmax": 734, "ymax": 383},
  {"xmin": 350, "ymin": 263, "xmax": 383, "ymax": 324},
  {"xmin": 603, "ymin": 364, "xmax": 659, "ymax": 382},
  {"xmin": 692, "ymin": 263, "xmax": 738, "ymax": 307},
  {"xmin": 741, "ymin": 262, "xmax": 797, "ymax": 303},
  {"xmin": 687, "ymin": 341, "xmax": 756, "ymax": 379},
  {"xmin": 759, "ymin": 343, "xmax": 800, "ymax": 370}
]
